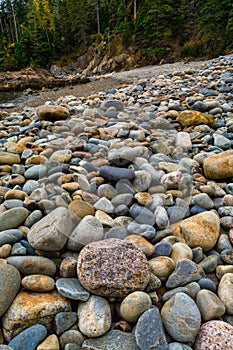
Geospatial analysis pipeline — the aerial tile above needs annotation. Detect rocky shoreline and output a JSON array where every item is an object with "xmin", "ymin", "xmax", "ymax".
[{"xmin": 0, "ymin": 55, "xmax": 233, "ymax": 350}]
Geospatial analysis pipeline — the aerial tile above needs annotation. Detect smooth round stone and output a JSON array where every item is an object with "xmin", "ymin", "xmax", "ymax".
[
  {"xmin": 59, "ymin": 257, "xmax": 77, "ymax": 278},
  {"xmin": 170, "ymin": 242, "xmax": 193, "ymax": 264},
  {"xmin": 50, "ymin": 150, "xmax": 72, "ymax": 163},
  {"xmin": 152, "ymin": 242, "xmax": 172, "ymax": 257},
  {"xmin": 154, "ymin": 206, "xmax": 169, "ymax": 229},
  {"xmin": 82, "ymin": 329, "xmax": 138, "ymax": 350},
  {"xmin": 6, "ymin": 256, "xmax": 57, "ymax": 276},
  {"xmin": 213, "ymin": 133, "xmax": 232, "ymax": 149},
  {"xmin": 124, "ymin": 235, "xmax": 155, "ymax": 256},
  {"xmin": 198, "ymin": 278, "xmax": 217, "ymax": 292},
  {"xmin": 59, "ymin": 329, "xmax": 85, "ymax": 350},
  {"xmin": 120, "ymin": 291, "xmax": 152, "ymax": 322},
  {"xmin": 149, "ymin": 256, "xmax": 175, "ymax": 281},
  {"xmin": 171, "ymin": 211, "xmax": 220, "ymax": 251},
  {"xmin": 115, "ymin": 179, "xmax": 135, "ymax": 194},
  {"xmin": 166, "ymin": 259, "xmax": 205, "ymax": 288},
  {"xmin": 203, "ymin": 149, "xmax": 233, "ymax": 179},
  {"xmin": 104, "ymin": 227, "xmax": 128, "ymax": 240},
  {"xmin": 98, "ymin": 184, "xmax": 118, "ymax": 199},
  {"xmin": 2, "ymin": 290, "xmax": 71, "ymax": 342},
  {"xmin": 78, "ymin": 295, "xmax": 111, "ymax": 337},
  {"xmin": 0, "ymin": 207, "xmax": 28, "ymax": 231},
  {"xmin": 56, "ymin": 278, "xmax": 90, "ymax": 301},
  {"xmin": 27, "ymin": 207, "xmax": 73, "ymax": 251},
  {"xmin": 192, "ymin": 247, "xmax": 203, "ymax": 264},
  {"xmin": 21, "ymin": 274, "xmax": 55, "ymax": 292},
  {"xmin": 0, "ymin": 229, "xmax": 23, "ymax": 246},
  {"xmin": 68, "ymin": 200, "xmax": 95, "ymax": 221},
  {"xmin": 218, "ymin": 273, "xmax": 233, "ymax": 314},
  {"xmin": 100, "ymin": 99, "xmax": 124, "ymax": 111},
  {"xmin": 127, "ymin": 222, "xmax": 155, "ymax": 240},
  {"xmin": 194, "ymin": 320, "xmax": 233, "ymax": 350},
  {"xmin": 111, "ymin": 193, "xmax": 133, "ymax": 207},
  {"xmin": 0, "ymin": 152, "xmax": 20, "ymax": 165},
  {"xmin": 198, "ymin": 255, "xmax": 218, "ymax": 273},
  {"xmin": 220, "ymin": 215, "xmax": 233, "ymax": 229},
  {"xmin": 133, "ymin": 170, "xmax": 152, "ymax": 192},
  {"xmin": 0, "ymin": 244, "xmax": 11, "ymax": 258},
  {"xmin": 161, "ymin": 292, "xmax": 201, "ymax": 343},
  {"xmin": 0, "ymin": 261, "xmax": 21, "ymax": 317},
  {"xmin": 77, "ymin": 238, "xmax": 150, "ymax": 298},
  {"xmin": 168, "ymin": 205, "xmax": 189, "ymax": 224},
  {"xmin": 196, "ymin": 289, "xmax": 225, "ymax": 321},
  {"xmin": 221, "ymin": 249, "xmax": 233, "ymax": 264},
  {"xmin": 94, "ymin": 197, "xmax": 114, "ymax": 213},
  {"xmin": 99, "ymin": 166, "xmax": 135, "ymax": 181},
  {"xmin": 191, "ymin": 193, "xmax": 214, "ymax": 209},
  {"xmin": 24, "ymin": 210, "xmax": 43, "ymax": 227},
  {"xmin": 4, "ymin": 199, "xmax": 24, "ymax": 209},
  {"xmin": 37, "ymin": 334, "xmax": 60, "ymax": 350},
  {"xmin": 216, "ymin": 265, "xmax": 233, "ymax": 280},
  {"xmin": 135, "ymin": 307, "xmax": 168, "ymax": 350},
  {"xmin": 68, "ymin": 215, "xmax": 103, "ymax": 250},
  {"xmin": 24, "ymin": 165, "xmax": 47, "ymax": 179},
  {"xmin": 54, "ymin": 312, "xmax": 77, "ymax": 335},
  {"xmin": 129, "ymin": 203, "xmax": 155, "ymax": 226},
  {"xmin": 168, "ymin": 343, "xmax": 193, "ymax": 350},
  {"xmin": 22, "ymin": 180, "xmax": 40, "ymax": 194},
  {"xmin": 8, "ymin": 324, "xmax": 47, "ymax": 350},
  {"xmin": 36, "ymin": 105, "xmax": 70, "ymax": 121}
]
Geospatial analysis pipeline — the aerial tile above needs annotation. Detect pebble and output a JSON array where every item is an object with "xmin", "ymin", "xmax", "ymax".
[
  {"xmin": 0, "ymin": 55, "xmax": 233, "ymax": 349},
  {"xmin": 120, "ymin": 291, "xmax": 152, "ymax": 322},
  {"xmin": 8, "ymin": 324, "xmax": 47, "ymax": 350}
]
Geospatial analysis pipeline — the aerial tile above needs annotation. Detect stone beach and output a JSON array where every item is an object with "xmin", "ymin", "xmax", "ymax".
[{"xmin": 0, "ymin": 55, "xmax": 233, "ymax": 349}]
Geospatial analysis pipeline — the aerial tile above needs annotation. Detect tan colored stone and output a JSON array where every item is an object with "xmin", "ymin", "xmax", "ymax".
[
  {"xmin": 5, "ymin": 142, "xmax": 25, "ymax": 153},
  {"xmin": 37, "ymin": 334, "xmax": 60, "ymax": 350},
  {"xmin": 124, "ymin": 235, "xmax": 155, "ymax": 256},
  {"xmin": 95, "ymin": 210, "xmax": 114, "ymax": 227},
  {"xmin": 177, "ymin": 110, "xmax": 215, "ymax": 127},
  {"xmin": 49, "ymin": 150, "xmax": 72, "ymax": 163},
  {"xmin": 25, "ymin": 155, "xmax": 48, "ymax": 165},
  {"xmin": 2, "ymin": 291, "xmax": 71, "ymax": 341},
  {"xmin": 196, "ymin": 289, "xmax": 225, "ymax": 321},
  {"xmin": 120, "ymin": 291, "xmax": 152, "ymax": 322},
  {"xmin": 171, "ymin": 211, "xmax": 220, "ymax": 251},
  {"xmin": 62, "ymin": 182, "xmax": 79, "ymax": 193},
  {"xmin": 21, "ymin": 274, "xmax": 55, "ymax": 292},
  {"xmin": 216, "ymin": 265, "xmax": 233, "ymax": 279},
  {"xmin": 4, "ymin": 189, "xmax": 28, "ymax": 200},
  {"xmin": 0, "ymin": 244, "xmax": 11, "ymax": 258},
  {"xmin": 203, "ymin": 150, "xmax": 233, "ymax": 179},
  {"xmin": 149, "ymin": 256, "xmax": 175, "ymax": 281},
  {"xmin": 218, "ymin": 273, "xmax": 233, "ymax": 314},
  {"xmin": 36, "ymin": 105, "xmax": 70, "ymax": 121},
  {"xmin": 170, "ymin": 242, "xmax": 193, "ymax": 264},
  {"xmin": 134, "ymin": 192, "xmax": 153, "ymax": 206},
  {"xmin": 68, "ymin": 200, "xmax": 95, "ymax": 221},
  {"xmin": 0, "ymin": 152, "xmax": 20, "ymax": 165}
]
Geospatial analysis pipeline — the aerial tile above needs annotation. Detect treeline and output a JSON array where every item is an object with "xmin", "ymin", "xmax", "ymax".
[{"xmin": 0, "ymin": 0, "xmax": 233, "ymax": 71}]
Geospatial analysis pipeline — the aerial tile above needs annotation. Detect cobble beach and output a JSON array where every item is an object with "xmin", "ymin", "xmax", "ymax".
[{"xmin": 0, "ymin": 55, "xmax": 233, "ymax": 349}]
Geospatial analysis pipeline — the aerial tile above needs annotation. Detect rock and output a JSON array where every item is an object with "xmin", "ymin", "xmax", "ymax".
[
  {"xmin": 171, "ymin": 211, "xmax": 220, "ymax": 251},
  {"xmin": 68, "ymin": 200, "xmax": 95, "ymax": 221},
  {"xmin": 153, "ymin": 241, "xmax": 172, "ymax": 257},
  {"xmin": 129, "ymin": 203, "xmax": 156, "ymax": 226},
  {"xmin": 203, "ymin": 150, "xmax": 233, "ymax": 179},
  {"xmin": 56, "ymin": 277, "xmax": 90, "ymax": 300},
  {"xmin": 77, "ymin": 238, "xmax": 150, "ymax": 297},
  {"xmin": 99, "ymin": 166, "xmax": 135, "ymax": 181},
  {"xmin": 166, "ymin": 259, "xmax": 205, "ymax": 288},
  {"xmin": 8, "ymin": 324, "xmax": 47, "ymax": 350},
  {"xmin": 124, "ymin": 235, "xmax": 155, "ymax": 256},
  {"xmin": 21, "ymin": 274, "xmax": 55, "ymax": 292},
  {"xmin": 217, "ymin": 273, "xmax": 233, "ymax": 314},
  {"xmin": 37, "ymin": 334, "xmax": 60, "ymax": 350},
  {"xmin": 213, "ymin": 133, "xmax": 232, "ymax": 149},
  {"xmin": 24, "ymin": 165, "xmax": 47, "ymax": 179},
  {"xmin": 127, "ymin": 222, "xmax": 156, "ymax": 240},
  {"xmin": 54, "ymin": 312, "xmax": 77, "ymax": 336},
  {"xmin": 0, "ymin": 229, "xmax": 23, "ymax": 246},
  {"xmin": 78, "ymin": 295, "xmax": 111, "ymax": 337},
  {"xmin": 0, "ymin": 208, "xmax": 28, "ymax": 231},
  {"xmin": 161, "ymin": 292, "xmax": 201, "ymax": 343},
  {"xmin": 50, "ymin": 150, "xmax": 72, "ymax": 163},
  {"xmin": 2, "ymin": 290, "xmax": 71, "ymax": 341},
  {"xmin": 0, "ymin": 261, "xmax": 21, "ymax": 317},
  {"xmin": 0, "ymin": 152, "xmax": 21, "ymax": 165},
  {"xmin": 170, "ymin": 242, "xmax": 193, "ymax": 264},
  {"xmin": 6, "ymin": 256, "xmax": 57, "ymax": 276},
  {"xmin": 27, "ymin": 207, "xmax": 73, "ymax": 251},
  {"xmin": 177, "ymin": 110, "xmax": 215, "ymax": 127},
  {"xmin": 36, "ymin": 105, "xmax": 70, "ymax": 121},
  {"xmin": 120, "ymin": 291, "xmax": 152, "ymax": 322},
  {"xmin": 196, "ymin": 289, "xmax": 225, "ymax": 321},
  {"xmin": 135, "ymin": 307, "xmax": 168, "ymax": 350},
  {"xmin": 68, "ymin": 215, "xmax": 104, "ymax": 250},
  {"xmin": 82, "ymin": 329, "xmax": 138, "ymax": 350},
  {"xmin": 149, "ymin": 256, "xmax": 175, "ymax": 281},
  {"xmin": 59, "ymin": 330, "xmax": 84, "ymax": 349},
  {"xmin": 194, "ymin": 320, "xmax": 233, "ymax": 350}
]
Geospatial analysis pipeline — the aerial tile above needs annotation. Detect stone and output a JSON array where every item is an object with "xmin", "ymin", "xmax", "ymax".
[
  {"xmin": 161, "ymin": 292, "xmax": 201, "ymax": 343},
  {"xmin": 37, "ymin": 334, "xmax": 60, "ymax": 350},
  {"xmin": 27, "ymin": 207, "xmax": 73, "ymax": 251},
  {"xmin": 50, "ymin": 150, "xmax": 72, "ymax": 163},
  {"xmin": 155, "ymin": 206, "xmax": 169, "ymax": 229},
  {"xmin": 170, "ymin": 242, "xmax": 193, "ymax": 264},
  {"xmin": 99, "ymin": 166, "xmax": 135, "ymax": 181},
  {"xmin": 2, "ymin": 291, "xmax": 71, "ymax": 341},
  {"xmin": 21, "ymin": 274, "xmax": 55, "ymax": 292},
  {"xmin": 166, "ymin": 259, "xmax": 205, "ymax": 288},
  {"xmin": 129, "ymin": 203, "xmax": 156, "ymax": 226},
  {"xmin": 124, "ymin": 235, "xmax": 155, "ymax": 256},
  {"xmin": 0, "ymin": 261, "xmax": 21, "ymax": 317},
  {"xmin": 177, "ymin": 110, "xmax": 215, "ymax": 127},
  {"xmin": 8, "ymin": 324, "xmax": 47, "ymax": 350},
  {"xmin": 68, "ymin": 215, "xmax": 104, "ymax": 250},
  {"xmin": 153, "ymin": 241, "xmax": 172, "ymax": 257},
  {"xmin": 68, "ymin": 200, "xmax": 95, "ymax": 221},
  {"xmin": 0, "ymin": 208, "xmax": 28, "ymax": 231},
  {"xmin": 168, "ymin": 343, "xmax": 193, "ymax": 350},
  {"xmin": 54, "ymin": 312, "xmax": 77, "ymax": 336},
  {"xmin": 7, "ymin": 256, "xmax": 57, "ymax": 276},
  {"xmin": 77, "ymin": 238, "xmax": 150, "ymax": 298},
  {"xmin": 94, "ymin": 197, "xmax": 114, "ymax": 213},
  {"xmin": 59, "ymin": 330, "xmax": 84, "ymax": 349},
  {"xmin": 120, "ymin": 291, "xmax": 152, "ymax": 322},
  {"xmin": 196, "ymin": 289, "xmax": 225, "ymax": 321},
  {"xmin": 0, "ymin": 229, "xmax": 23, "ymax": 246},
  {"xmin": 36, "ymin": 105, "xmax": 70, "ymax": 121},
  {"xmin": 175, "ymin": 132, "xmax": 192, "ymax": 149},
  {"xmin": 56, "ymin": 277, "xmax": 90, "ymax": 300},
  {"xmin": 194, "ymin": 320, "xmax": 233, "ymax": 350},
  {"xmin": 135, "ymin": 307, "xmax": 168, "ymax": 350},
  {"xmin": 24, "ymin": 165, "xmax": 47, "ymax": 179},
  {"xmin": 203, "ymin": 150, "xmax": 233, "ymax": 179},
  {"xmin": 149, "ymin": 256, "xmax": 175, "ymax": 281},
  {"xmin": 82, "ymin": 329, "xmax": 138, "ymax": 350},
  {"xmin": 0, "ymin": 152, "xmax": 20, "ymax": 165},
  {"xmin": 171, "ymin": 211, "xmax": 220, "ymax": 251},
  {"xmin": 217, "ymin": 273, "xmax": 233, "ymax": 314},
  {"xmin": 78, "ymin": 295, "xmax": 111, "ymax": 337},
  {"xmin": 127, "ymin": 222, "xmax": 156, "ymax": 240}
]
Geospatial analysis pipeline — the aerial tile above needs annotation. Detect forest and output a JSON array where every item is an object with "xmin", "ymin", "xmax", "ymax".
[{"xmin": 0, "ymin": 0, "xmax": 233, "ymax": 71}]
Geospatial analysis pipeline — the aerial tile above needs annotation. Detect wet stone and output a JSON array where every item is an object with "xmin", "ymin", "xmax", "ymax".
[
  {"xmin": 56, "ymin": 277, "xmax": 90, "ymax": 301},
  {"xmin": 77, "ymin": 238, "xmax": 150, "ymax": 298}
]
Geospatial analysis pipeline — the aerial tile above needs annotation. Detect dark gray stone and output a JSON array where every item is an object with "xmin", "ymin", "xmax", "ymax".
[
  {"xmin": 100, "ymin": 166, "xmax": 135, "ymax": 182},
  {"xmin": 54, "ymin": 311, "xmax": 77, "ymax": 335}
]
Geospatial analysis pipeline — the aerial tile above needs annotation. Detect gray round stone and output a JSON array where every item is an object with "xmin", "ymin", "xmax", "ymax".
[
  {"xmin": 56, "ymin": 278, "xmax": 90, "ymax": 301},
  {"xmin": 8, "ymin": 324, "xmax": 47, "ymax": 350}
]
